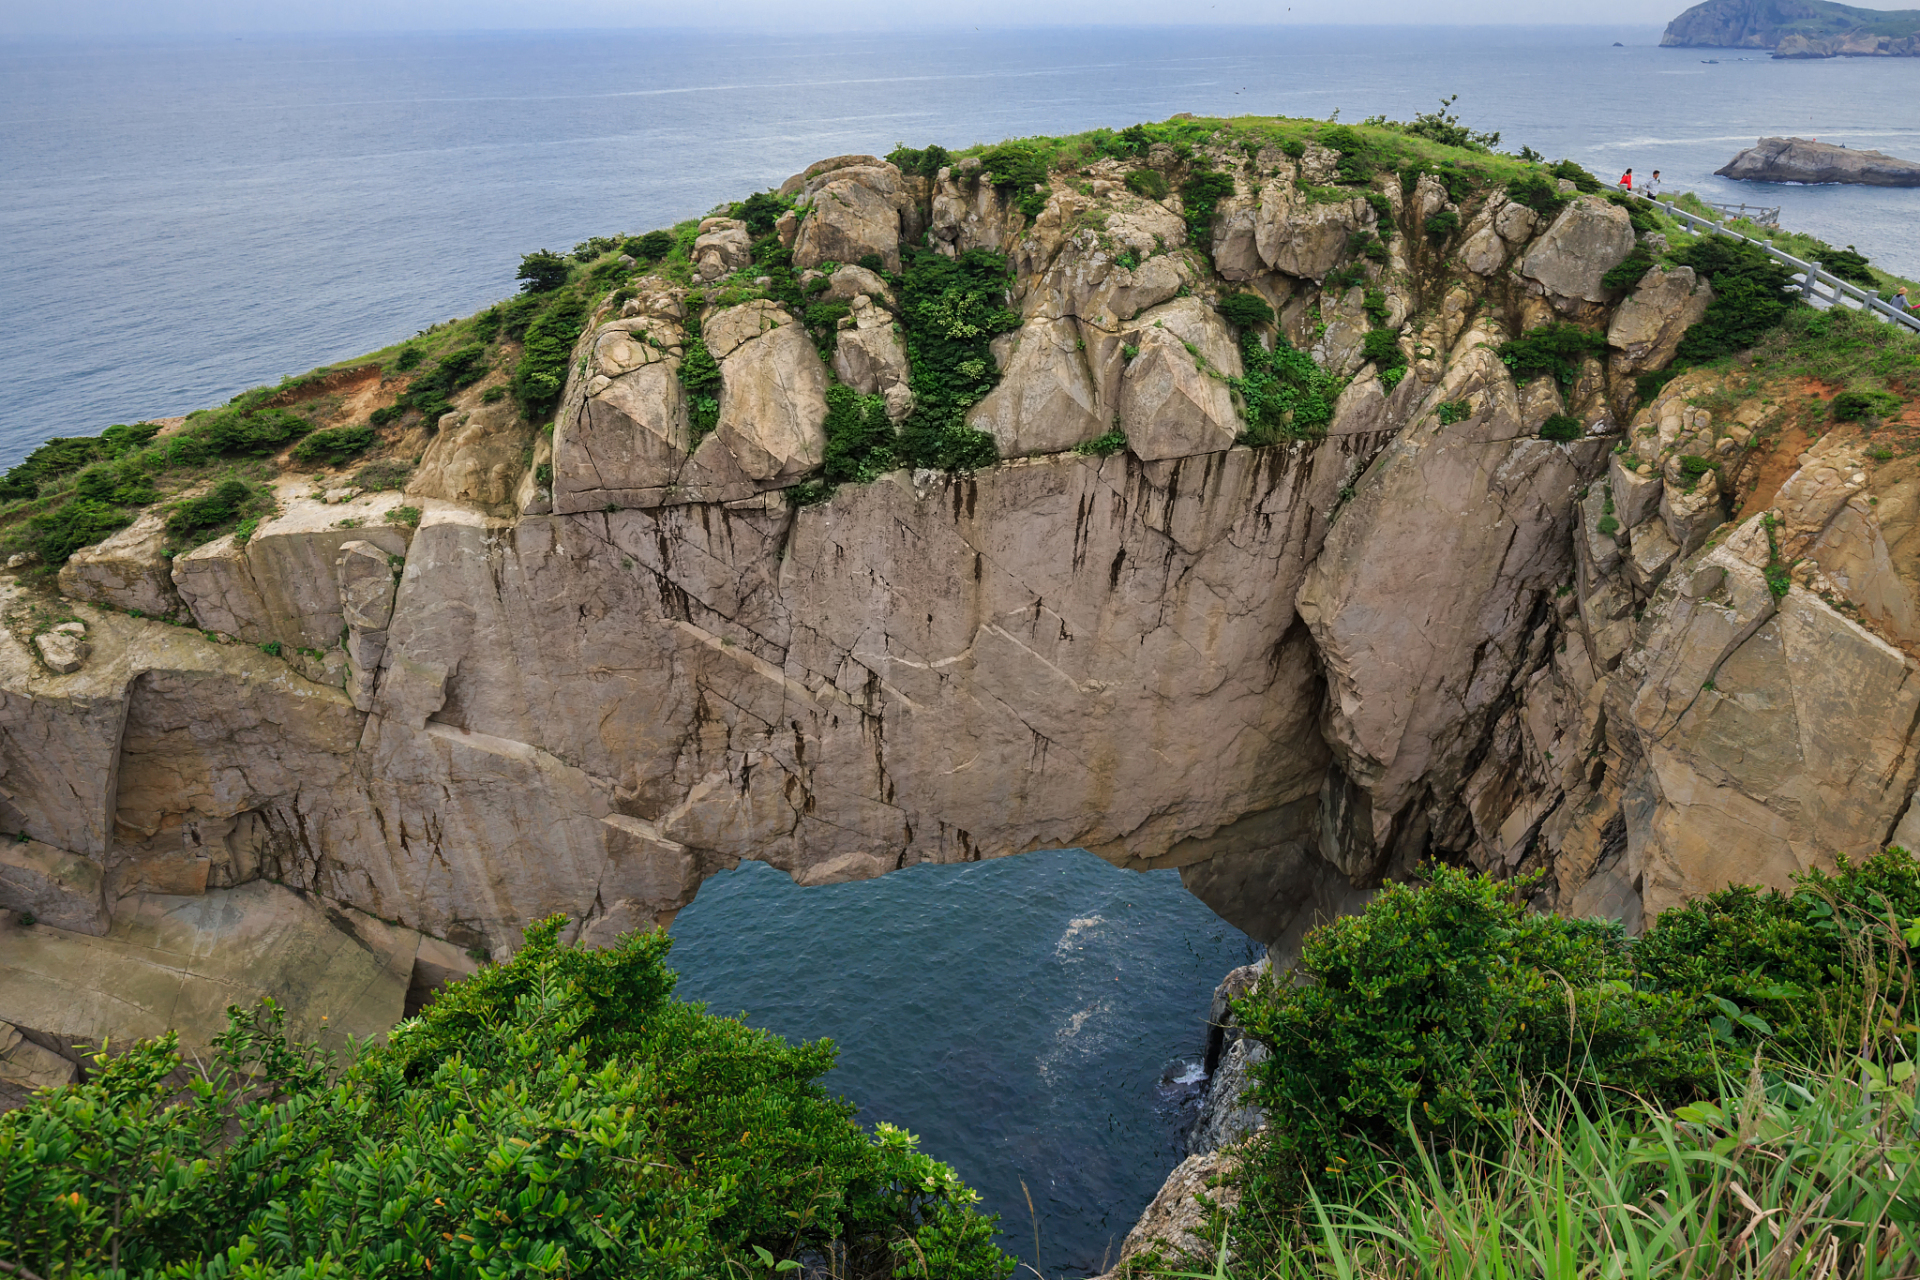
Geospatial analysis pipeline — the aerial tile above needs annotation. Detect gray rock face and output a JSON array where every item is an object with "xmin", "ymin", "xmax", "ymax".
[
  {"xmin": 1608, "ymin": 266, "xmax": 1713, "ymax": 375},
  {"xmin": 0, "ymin": 839, "xmax": 108, "ymax": 934},
  {"xmin": 1518, "ymin": 197, "xmax": 1636, "ymax": 305},
  {"xmin": 792, "ymin": 160, "xmax": 911, "ymax": 273},
  {"xmin": 57, "ymin": 511, "xmax": 181, "ymax": 619},
  {"xmin": 1716, "ymin": 137, "xmax": 1920, "ymax": 186}
]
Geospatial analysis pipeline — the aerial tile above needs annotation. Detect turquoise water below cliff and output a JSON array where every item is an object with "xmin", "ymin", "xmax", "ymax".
[
  {"xmin": 5, "ymin": 24, "xmax": 1920, "ymax": 462},
  {"xmin": 665, "ymin": 850, "xmax": 1262, "ymax": 1277}
]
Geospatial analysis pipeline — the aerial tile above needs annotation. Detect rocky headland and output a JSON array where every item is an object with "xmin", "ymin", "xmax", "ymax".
[
  {"xmin": 1717, "ymin": 135, "xmax": 1920, "ymax": 185},
  {"xmin": 1662, "ymin": 0, "xmax": 1920, "ymax": 55},
  {"xmin": 1, "ymin": 113, "xmax": 1918, "ymax": 1190}
]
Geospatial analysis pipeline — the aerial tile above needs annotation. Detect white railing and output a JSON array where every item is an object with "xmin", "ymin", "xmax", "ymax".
[
  {"xmin": 1697, "ymin": 199, "xmax": 1780, "ymax": 226},
  {"xmin": 1628, "ymin": 190, "xmax": 1920, "ymax": 336}
]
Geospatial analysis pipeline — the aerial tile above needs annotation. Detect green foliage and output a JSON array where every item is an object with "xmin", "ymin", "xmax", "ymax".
[
  {"xmin": 515, "ymin": 249, "xmax": 570, "ymax": 294},
  {"xmin": 1280, "ymin": 138, "xmax": 1306, "ymax": 160},
  {"xmin": 291, "ymin": 425, "xmax": 377, "ymax": 467},
  {"xmin": 625, "ymin": 229, "xmax": 674, "ymax": 262},
  {"xmin": 1820, "ymin": 242, "xmax": 1878, "ymax": 289},
  {"xmin": 1504, "ymin": 171, "xmax": 1570, "ymax": 221},
  {"xmin": 1216, "ymin": 292, "xmax": 1276, "ymax": 331},
  {"xmin": 1671, "ymin": 238, "xmax": 1800, "ymax": 364},
  {"xmin": 24, "ymin": 498, "xmax": 133, "ymax": 564},
  {"xmin": 1763, "ymin": 512, "xmax": 1793, "ymax": 599},
  {"xmin": 1124, "ymin": 167, "xmax": 1170, "ymax": 200},
  {"xmin": 387, "ymin": 504, "xmax": 423, "ymax": 529},
  {"xmin": 1831, "ymin": 389, "xmax": 1901, "ymax": 421},
  {"xmin": 1539, "ymin": 413, "xmax": 1582, "ymax": 441},
  {"xmin": 513, "ymin": 292, "xmax": 588, "ymax": 420},
  {"xmin": 1600, "ymin": 246, "xmax": 1654, "ymax": 293},
  {"xmin": 1363, "ymin": 190, "xmax": 1394, "ymax": 223},
  {"xmin": 0, "ymin": 920, "xmax": 1014, "ymax": 1280},
  {"xmin": 71, "ymin": 458, "xmax": 156, "ymax": 507},
  {"xmin": 1596, "ymin": 513, "xmax": 1620, "ymax": 537},
  {"xmin": 885, "ymin": 142, "xmax": 952, "ymax": 178},
  {"xmin": 1230, "ymin": 332, "xmax": 1342, "ymax": 446},
  {"xmin": 1179, "ymin": 163, "xmax": 1237, "ymax": 243},
  {"xmin": 1362, "ymin": 289, "xmax": 1390, "ymax": 326},
  {"xmin": 732, "ymin": 190, "xmax": 788, "ymax": 237},
  {"xmin": 1, "ymin": 425, "xmax": 160, "ymax": 502},
  {"xmin": 1074, "ymin": 428, "xmax": 1128, "ymax": 457},
  {"xmin": 1436, "ymin": 399, "xmax": 1472, "ymax": 425},
  {"xmin": 166, "ymin": 478, "xmax": 254, "ymax": 542},
  {"xmin": 820, "ymin": 385, "xmax": 896, "ymax": 485},
  {"xmin": 976, "ymin": 143, "xmax": 1052, "ymax": 220},
  {"xmin": 1549, "ymin": 159, "xmax": 1603, "ymax": 193},
  {"xmin": 1423, "ymin": 208, "xmax": 1459, "ymax": 245},
  {"xmin": 393, "ymin": 345, "xmax": 423, "ymax": 371},
  {"xmin": 1360, "ymin": 327, "xmax": 1404, "ymax": 372},
  {"xmin": 258, "ymin": 639, "xmax": 282, "ymax": 657},
  {"xmin": 1323, "ymin": 262, "xmax": 1367, "ymax": 294},
  {"xmin": 1497, "ymin": 322, "xmax": 1608, "ymax": 386},
  {"xmin": 1318, "ymin": 125, "xmax": 1381, "ymax": 185},
  {"xmin": 893, "ymin": 248, "xmax": 1015, "ymax": 473},
  {"xmin": 353, "ymin": 460, "xmax": 412, "ymax": 492},
  {"xmin": 678, "ymin": 335, "xmax": 723, "ymax": 446},
  {"xmin": 1398, "ymin": 95, "xmax": 1501, "ymax": 152},
  {"xmin": 572, "ymin": 236, "xmax": 618, "ymax": 262},
  {"xmin": 1677, "ymin": 453, "xmax": 1718, "ymax": 491}
]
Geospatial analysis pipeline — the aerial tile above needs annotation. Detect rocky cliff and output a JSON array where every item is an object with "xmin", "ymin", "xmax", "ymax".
[
  {"xmin": 1661, "ymin": 0, "xmax": 1920, "ymax": 54},
  {"xmin": 2, "ymin": 118, "xmax": 1917, "ymax": 1098}
]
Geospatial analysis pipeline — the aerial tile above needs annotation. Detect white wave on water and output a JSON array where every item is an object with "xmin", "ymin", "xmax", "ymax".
[
  {"xmin": 1037, "ymin": 998, "xmax": 1114, "ymax": 1084},
  {"xmin": 1054, "ymin": 914, "xmax": 1104, "ymax": 957}
]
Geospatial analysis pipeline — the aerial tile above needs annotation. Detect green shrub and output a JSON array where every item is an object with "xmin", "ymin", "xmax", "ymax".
[
  {"xmin": 292, "ymin": 425, "xmax": 377, "ymax": 467},
  {"xmin": 1362, "ymin": 289, "xmax": 1390, "ymax": 326},
  {"xmin": 353, "ymin": 459, "xmax": 412, "ymax": 491},
  {"xmin": 1400, "ymin": 95, "xmax": 1500, "ymax": 151},
  {"xmin": 733, "ymin": 190, "xmax": 787, "ymax": 236},
  {"xmin": 1074, "ymin": 428, "xmax": 1128, "ymax": 457},
  {"xmin": 1360, "ymin": 328, "xmax": 1405, "ymax": 372},
  {"xmin": 513, "ymin": 292, "xmax": 588, "ymax": 420},
  {"xmin": 893, "ymin": 247, "xmax": 1015, "ymax": 472},
  {"xmin": 71, "ymin": 459, "xmax": 156, "ymax": 507},
  {"xmin": 820, "ymin": 385, "xmax": 896, "ymax": 486},
  {"xmin": 393, "ymin": 345, "xmax": 423, "ymax": 371},
  {"xmin": 1280, "ymin": 138, "xmax": 1306, "ymax": 159},
  {"xmin": 1677, "ymin": 454, "xmax": 1718, "ymax": 490},
  {"xmin": 1318, "ymin": 126, "xmax": 1379, "ymax": 184},
  {"xmin": 0, "ymin": 918, "xmax": 1014, "ymax": 1280},
  {"xmin": 1363, "ymin": 191, "xmax": 1394, "ymax": 222},
  {"xmin": 1671, "ymin": 237, "xmax": 1799, "ymax": 364},
  {"xmin": 1498, "ymin": 322, "xmax": 1608, "ymax": 385},
  {"xmin": 1539, "ymin": 413, "xmax": 1582, "ymax": 441},
  {"xmin": 1600, "ymin": 246, "xmax": 1654, "ymax": 292},
  {"xmin": 1831, "ymin": 389, "xmax": 1901, "ymax": 421},
  {"xmin": 1423, "ymin": 208, "xmax": 1459, "ymax": 245},
  {"xmin": 1550, "ymin": 158, "xmax": 1603, "ymax": 193},
  {"xmin": 1820, "ymin": 242, "xmax": 1878, "ymax": 289},
  {"xmin": 515, "ymin": 249, "xmax": 570, "ymax": 294},
  {"xmin": 1437, "ymin": 398, "xmax": 1472, "ymax": 425},
  {"xmin": 1505, "ymin": 172, "xmax": 1570, "ymax": 221},
  {"xmin": 387, "ymin": 504, "xmax": 423, "ymax": 529},
  {"xmin": 678, "ymin": 335, "xmax": 723, "ymax": 446},
  {"xmin": 1217, "ymin": 292, "xmax": 1276, "ymax": 330},
  {"xmin": 885, "ymin": 142, "xmax": 952, "ymax": 178},
  {"xmin": 1, "ymin": 418, "xmax": 171, "ymax": 500},
  {"xmin": 1179, "ymin": 162, "xmax": 1237, "ymax": 243},
  {"xmin": 1125, "ymin": 167, "xmax": 1170, "ymax": 200},
  {"xmin": 1231, "ymin": 332, "xmax": 1342, "ymax": 446},
  {"xmin": 24, "ymin": 498, "xmax": 133, "ymax": 563},
  {"xmin": 165, "ymin": 479, "xmax": 253, "ymax": 542},
  {"xmin": 625, "ymin": 229, "xmax": 674, "ymax": 262},
  {"xmin": 976, "ymin": 143, "xmax": 1052, "ymax": 219},
  {"xmin": 1597, "ymin": 512, "xmax": 1620, "ymax": 536}
]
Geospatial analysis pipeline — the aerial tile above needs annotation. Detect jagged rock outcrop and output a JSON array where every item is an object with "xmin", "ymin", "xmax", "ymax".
[
  {"xmin": 1717, "ymin": 137, "xmax": 1920, "ymax": 186},
  {"xmin": 6, "ymin": 128, "xmax": 1909, "ymax": 1109},
  {"xmin": 1662, "ymin": 0, "xmax": 1920, "ymax": 55}
]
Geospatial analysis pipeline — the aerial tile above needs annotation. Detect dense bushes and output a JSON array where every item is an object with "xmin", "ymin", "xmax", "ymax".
[
  {"xmin": 1124, "ymin": 168, "xmax": 1170, "ymax": 200},
  {"xmin": 515, "ymin": 248, "xmax": 570, "ymax": 293},
  {"xmin": 1671, "ymin": 237, "xmax": 1800, "ymax": 364},
  {"xmin": 1504, "ymin": 171, "xmax": 1570, "ymax": 221},
  {"xmin": 24, "ymin": 499, "xmax": 133, "ymax": 563},
  {"xmin": 892, "ymin": 247, "xmax": 1014, "ymax": 473},
  {"xmin": 885, "ymin": 142, "xmax": 952, "ymax": 178},
  {"xmin": 513, "ymin": 292, "xmax": 589, "ymax": 419},
  {"xmin": 0, "ymin": 422, "xmax": 160, "ymax": 502},
  {"xmin": 0, "ymin": 918, "xmax": 1013, "ymax": 1280},
  {"xmin": 292, "ymin": 424, "xmax": 377, "ymax": 467},
  {"xmin": 1230, "ymin": 332, "xmax": 1342, "ymax": 445},
  {"xmin": 1230, "ymin": 851, "xmax": 1920, "ymax": 1244},
  {"xmin": 1539, "ymin": 412, "xmax": 1582, "ymax": 441},
  {"xmin": 678, "ymin": 335, "xmax": 723, "ymax": 445},
  {"xmin": 1497, "ymin": 321, "xmax": 1609, "ymax": 385},
  {"xmin": 975, "ymin": 143, "xmax": 1052, "ymax": 219},
  {"xmin": 1179, "ymin": 162, "xmax": 1238, "ymax": 242},
  {"xmin": 1216, "ymin": 292, "xmax": 1275, "ymax": 331},
  {"xmin": 165, "ymin": 478, "xmax": 255, "ymax": 543}
]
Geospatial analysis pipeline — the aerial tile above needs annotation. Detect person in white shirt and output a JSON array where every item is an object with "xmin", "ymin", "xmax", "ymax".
[{"xmin": 1646, "ymin": 170, "xmax": 1662, "ymax": 195}]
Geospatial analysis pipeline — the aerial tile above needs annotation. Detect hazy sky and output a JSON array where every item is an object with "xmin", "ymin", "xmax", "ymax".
[{"xmin": 0, "ymin": 0, "xmax": 1683, "ymax": 36}]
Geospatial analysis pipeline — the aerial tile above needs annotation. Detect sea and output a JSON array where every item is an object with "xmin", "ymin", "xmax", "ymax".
[{"xmin": 4, "ymin": 23, "xmax": 1918, "ymax": 1273}]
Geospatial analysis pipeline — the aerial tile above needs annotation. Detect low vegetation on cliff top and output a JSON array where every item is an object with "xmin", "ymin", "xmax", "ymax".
[
  {"xmin": 1122, "ymin": 852, "xmax": 1920, "ymax": 1278},
  {"xmin": 0, "ymin": 919, "xmax": 1014, "ymax": 1280}
]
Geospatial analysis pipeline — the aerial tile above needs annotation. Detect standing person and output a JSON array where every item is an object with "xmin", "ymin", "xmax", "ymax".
[
  {"xmin": 1896, "ymin": 286, "xmax": 1912, "ymax": 313},
  {"xmin": 1647, "ymin": 170, "xmax": 1662, "ymax": 194},
  {"xmin": 1619, "ymin": 168, "xmax": 1634, "ymax": 192}
]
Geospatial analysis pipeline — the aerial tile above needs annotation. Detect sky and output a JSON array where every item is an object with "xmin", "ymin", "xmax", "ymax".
[{"xmin": 0, "ymin": 0, "xmax": 1695, "ymax": 35}]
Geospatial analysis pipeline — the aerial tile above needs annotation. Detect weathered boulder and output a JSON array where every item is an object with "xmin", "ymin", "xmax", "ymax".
[
  {"xmin": 1255, "ymin": 182, "xmax": 1370, "ymax": 280},
  {"xmin": 792, "ymin": 160, "xmax": 910, "ymax": 273},
  {"xmin": 1117, "ymin": 298, "xmax": 1243, "ymax": 462},
  {"xmin": 33, "ymin": 627, "xmax": 88, "ymax": 675},
  {"xmin": 819, "ymin": 263, "xmax": 892, "ymax": 304},
  {"xmin": 692, "ymin": 217, "xmax": 752, "ymax": 281},
  {"xmin": 967, "ymin": 316, "xmax": 1104, "ymax": 456},
  {"xmin": 407, "ymin": 398, "xmax": 532, "ymax": 511},
  {"xmin": 1518, "ymin": 197, "xmax": 1636, "ymax": 305},
  {"xmin": 551, "ymin": 318, "xmax": 690, "ymax": 513},
  {"xmin": 704, "ymin": 302, "xmax": 828, "ymax": 484},
  {"xmin": 1608, "ymin": 266, "xmax": 1713, "ymax": 374},
  {"xmin": 0, "ymin": 1021, "xmax": 77, "ymax": 1099},
  {"xmin": 57, "ymin": 511, "xmax": 181, "ymax": 618},
  {"xmin": 832, "ymin": 298, "xmax": 913, "ymax": 417},
  {"xmin": 0, "ymin": 839, "xmax": 108, "ymax": 934}
]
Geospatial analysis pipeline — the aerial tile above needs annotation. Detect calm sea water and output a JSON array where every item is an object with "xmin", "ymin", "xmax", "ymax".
[
  {"xmin": 2, "ymin": 25, "xmax": 1918, "ymax": 464},
  {"xmin": 665, "ymin": 851, "xmax": 1262, "ymax": 1277}
]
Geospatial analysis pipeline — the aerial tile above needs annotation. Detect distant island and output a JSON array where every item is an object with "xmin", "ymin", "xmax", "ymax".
[
  {"xmin": 1718, "ymin": 136, "xmax": 1920, "ymax": 184},
  {"xmin": 1662, "ymin": 0, "xmax": 1920, "ymax": 55}
]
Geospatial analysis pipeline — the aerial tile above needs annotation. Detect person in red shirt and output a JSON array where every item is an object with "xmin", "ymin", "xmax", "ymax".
[{"xmin": 1619, "ymin": 168, "xmax": 1634, "ymax": 192}]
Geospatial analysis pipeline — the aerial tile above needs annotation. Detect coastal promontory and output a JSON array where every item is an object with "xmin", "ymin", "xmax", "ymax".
[
  {"xmin": 1661, "ymin": 0, "xmax": 1920, "ymax": 55},
  {"xmin": 1717, "ymin": 135, "xmax": 1920, "ymax": 185}
]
